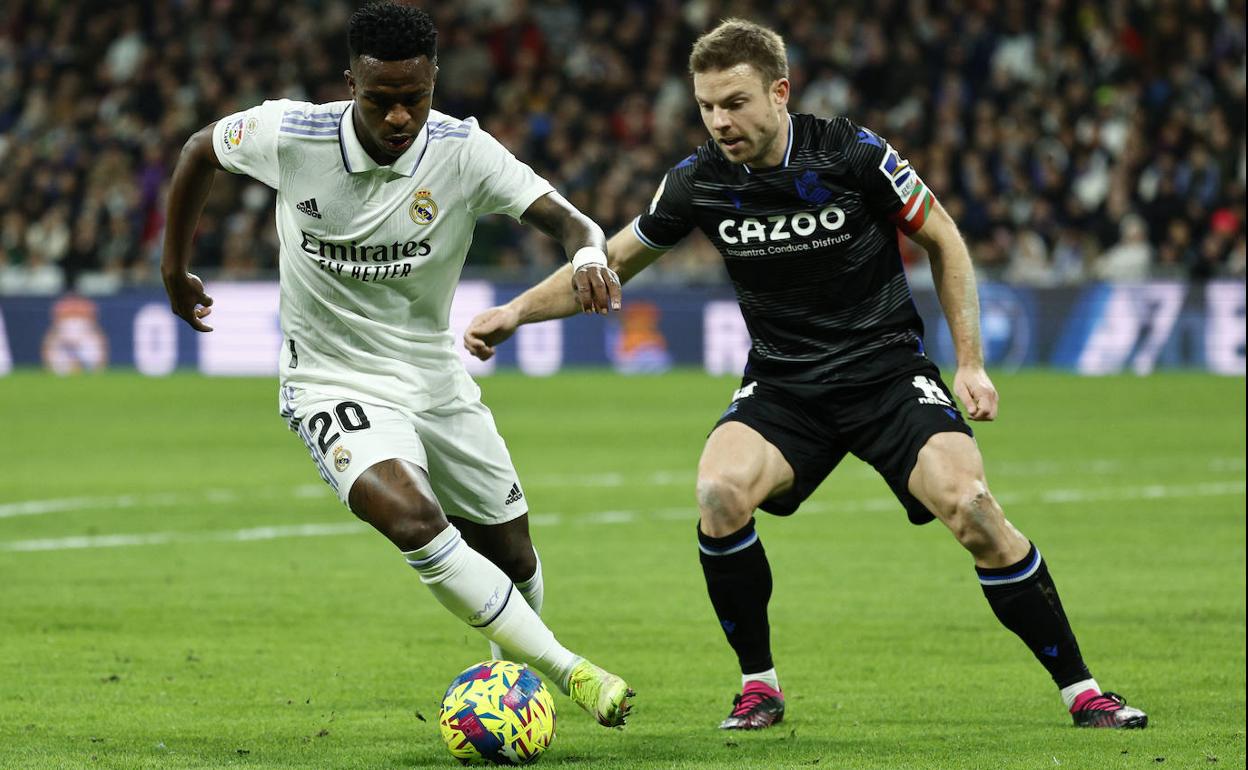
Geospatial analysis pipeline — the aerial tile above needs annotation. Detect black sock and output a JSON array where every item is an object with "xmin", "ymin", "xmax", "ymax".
[
  {"xmin": 698, "ymin": 518, "xmax": 774, "ymax": 674},
  {"xmin": 977, "ymin": 543, "xmax": 1092, "ymax": 688}
]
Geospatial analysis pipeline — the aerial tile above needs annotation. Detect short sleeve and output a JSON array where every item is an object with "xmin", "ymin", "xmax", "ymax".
[
  {"xmin": 632, "ymin": 159, "xmax": 696, "ymax": 250},
  {"xmin": 459, "ymin": 122, "xmax": 555, "ymax": 219},
  {"xmin": 212, "ymin": 100, "xmax": 289, "ymax": 189},
  {"xmin": 848, "ymin": 124, "xmax": 936, "ymax": 236}
]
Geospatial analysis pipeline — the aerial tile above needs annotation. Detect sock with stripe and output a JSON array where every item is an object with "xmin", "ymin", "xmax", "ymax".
[
  {"xmin": 405, "ymin": 528, "xmax": 579, "ymax": 692},
  {"xmin": 743, "ymin": 667, "xmax": 780, "ymax": 691},
  {"xmin": 698, "ymin": 518, "xmax": 775, "ymax": 676},
  {"xmin": 977, "ymin": 542, "xmax": 1092, "ymax": 689},
  {"xmin": 1060, "ymin": 678, "xmax": 1102, "ymax": 710},
  {"xmin": 490, "ymin": 550, "xmax": 544, "ymax": 661}
]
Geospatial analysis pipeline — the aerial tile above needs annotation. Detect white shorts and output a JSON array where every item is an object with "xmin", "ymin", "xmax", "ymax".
[{"xmin": 279, "ymin": 385, "xmax": 528, "ymax": 524}]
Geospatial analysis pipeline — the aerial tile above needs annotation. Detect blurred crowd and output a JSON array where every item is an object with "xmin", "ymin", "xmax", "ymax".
[{"xmin": 0, "ymin": 0, "xmax": 1244, "ymax": 295}]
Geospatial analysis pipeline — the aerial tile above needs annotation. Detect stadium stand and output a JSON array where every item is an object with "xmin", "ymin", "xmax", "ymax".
[{"xmin": 0, "ymin": 0, "xmax": 1243, "ymax": 294}]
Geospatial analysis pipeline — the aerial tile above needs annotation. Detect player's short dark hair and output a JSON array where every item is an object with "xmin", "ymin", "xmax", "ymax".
[
  {"xmin": 689, "ymin": 18, "xmax": 788, "ymax": 86},
  {"xmin": 348, "ymin": 2, "xmax": 438, "ymax": 63}
]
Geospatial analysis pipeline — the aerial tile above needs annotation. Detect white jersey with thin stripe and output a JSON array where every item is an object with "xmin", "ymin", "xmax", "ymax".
[{"xmin": 212, "ymin": 100, "xmax": 554, "ymax": 410}]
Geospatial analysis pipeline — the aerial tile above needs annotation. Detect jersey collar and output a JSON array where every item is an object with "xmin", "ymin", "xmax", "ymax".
[
  {"xmin": 741, "ymin": 113, "xmax": 794, "ymax": 175},
  {"xmin": 338, "ymin": 103, "xmax": 430, "ymax": 177}
]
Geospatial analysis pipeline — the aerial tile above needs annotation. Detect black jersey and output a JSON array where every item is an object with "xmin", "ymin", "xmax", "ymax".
[{"xmin": 634, "ymin": 113, "xmax": 938, "ymax": 387}]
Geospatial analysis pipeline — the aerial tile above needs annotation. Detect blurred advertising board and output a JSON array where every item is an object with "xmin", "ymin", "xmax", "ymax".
[{"xmin": 0, "ymin": 281, "xmax": 1242, "ymax": 377}]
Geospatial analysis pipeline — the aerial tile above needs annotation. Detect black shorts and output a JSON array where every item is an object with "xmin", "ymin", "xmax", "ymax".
[{"xmin": 712, "ymin": 362, "xmax": 973, "ymax": 525}]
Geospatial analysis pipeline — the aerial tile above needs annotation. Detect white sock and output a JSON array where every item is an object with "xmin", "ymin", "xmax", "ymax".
[
  {"xmin": 490, "ymin": 550, "xmax": 545, "ymax": 660},
  {"xmin": 516, "ymin": 550, "xmax": 545, "ymax": 613},
  {"xmin": 404, "ymin": 528, "xmax": 579, "ymax": 691},
  {"xmin": 743, "ymin": 668, "xmax": 780, "ymax": 691},
  {"xmin": 1060, "ymin": 678, "xmax": 1100, "ymax": 709}
]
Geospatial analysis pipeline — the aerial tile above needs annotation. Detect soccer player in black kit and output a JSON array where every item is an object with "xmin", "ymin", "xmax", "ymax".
[{"xmin": 465, "ymin": 18, "xmax": 1147, "ymax": 731}]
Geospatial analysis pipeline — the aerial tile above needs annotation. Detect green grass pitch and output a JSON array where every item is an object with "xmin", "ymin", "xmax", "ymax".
[{"xmin": 0, "ymin": 370, "xmax": 1243, "ymax": 769}]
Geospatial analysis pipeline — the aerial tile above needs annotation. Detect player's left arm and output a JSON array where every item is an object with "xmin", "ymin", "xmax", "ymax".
[
  {"xmin": 520, "ymin": 191, "xmax": 621, "ymax": 315},
  {"xmin": 907, "ymin": 200, "xmax": 999, "ymax": 421}
]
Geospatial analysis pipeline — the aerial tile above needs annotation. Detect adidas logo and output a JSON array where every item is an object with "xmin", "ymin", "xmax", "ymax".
[
  {"xmin": 504, "ymin": 482, "xmax": 524, "ymax": 505},
  {"xmin": 296, "ymin": 198, "xmax": 322, "ymax": 219}
]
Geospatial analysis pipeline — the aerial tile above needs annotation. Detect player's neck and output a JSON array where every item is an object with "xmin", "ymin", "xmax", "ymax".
[
  {"xmin": 745, "ymin": 112, "xmax": 792, "ymax": 171},
  {"xmin": 352, "ymin": 107, "xmax": 395, "ymax": 167}
]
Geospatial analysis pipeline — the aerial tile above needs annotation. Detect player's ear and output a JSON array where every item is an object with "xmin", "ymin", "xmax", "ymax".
[
  {"xmin": 773, "ymin": 78, "xmax": 790, "ymax": 107},
  {"xmin": 344, "ymin": 69, "xmax": 355, "ymax": 97}
]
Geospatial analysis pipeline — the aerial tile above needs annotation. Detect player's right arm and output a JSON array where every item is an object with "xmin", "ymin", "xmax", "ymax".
[
  {"xmin": 463, "ymin": 226, "xmax": 665, "ymax": 361},
  {"xmin": 161, "ymin": 122, "xmax": 225, "ymax": 332},
  {"xmin": 465, "ymin": 160, "xmax": 697, "ymax": 361},
  {"xmin": 162, "ymin": 100, "xmax": 286, "ymax": 332}
]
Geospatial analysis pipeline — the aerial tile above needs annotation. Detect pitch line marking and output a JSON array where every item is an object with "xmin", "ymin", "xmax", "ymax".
[
  {"xmin": 3, "ymin": 456, "xmax": 1243, "ymax": 521},
  {"xmin": 1, "ymin": 480, "xmax": 1242, "ymax": 553},
  {"xmin": 2, "ymin": 523, "xmax": 368, "ymax": 552},
  {"xmin": 0, "ymin": 487, "xmax": 324, "ymax": 520}
]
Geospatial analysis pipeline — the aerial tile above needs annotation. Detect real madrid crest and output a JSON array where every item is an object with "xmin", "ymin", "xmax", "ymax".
[
  {"xmin": 409, "ymin": 188, "xmax": 438, "ymax": 225},
  {"xmin": 333, "ymin": 445, "xmax": 352, "ymax": 472}
]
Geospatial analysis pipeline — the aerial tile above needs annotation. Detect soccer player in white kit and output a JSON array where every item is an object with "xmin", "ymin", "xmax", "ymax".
[{"xmin": 160, "ymin": 2, "xmax": 631, "ymax": 728}]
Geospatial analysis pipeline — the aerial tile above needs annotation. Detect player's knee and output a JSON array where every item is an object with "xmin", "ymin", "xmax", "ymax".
[
  {"xmin": 945, "ymin": 483, "xmax": 1001, "ymax": 555},
  {"xmin": 381, "ymin": 497, "xmax": 447, "ymax": 551},
  {"xmin": 493, "ymin": 544, "xmax": 538, "ymax": 584},
  {"xmin": 696, "ymin": 473, "xmax": 752, "ymax": 531}
]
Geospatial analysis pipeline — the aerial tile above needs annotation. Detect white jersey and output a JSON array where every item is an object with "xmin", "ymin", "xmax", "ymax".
[{"xmin": 212, "ymin": 100, "xmax": 554, "ymax": 410}]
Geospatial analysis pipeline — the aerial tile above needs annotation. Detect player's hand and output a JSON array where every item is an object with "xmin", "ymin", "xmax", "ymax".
[
  {"xmin": 464, "ymin": 305, "xmax": 520, "ymax": 361},
  {"xmin": 572, "ymin": 264, "xmax": 622, "ymax": 315},
  {"xmin": 162, "ymin": 271, "xmax": 214, "ymax": 332},
  {"xmin": 954, "ymin": 365, "xmax": 999, "ymax": 421}
]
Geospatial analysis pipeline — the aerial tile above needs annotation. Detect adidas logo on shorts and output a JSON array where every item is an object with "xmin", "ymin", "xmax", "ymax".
[
  {"xmin": 504, "ymin": 483, "xmax": 524, "ymax": 505},
  {"xmin": 296, "ymin": 197, "xmax": 322, "ymax": 219}
]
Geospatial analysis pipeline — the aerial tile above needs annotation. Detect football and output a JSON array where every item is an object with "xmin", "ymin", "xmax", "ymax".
[{"xmin": 439, "ymin": 660, "xmax": 557, "ymax": 765}]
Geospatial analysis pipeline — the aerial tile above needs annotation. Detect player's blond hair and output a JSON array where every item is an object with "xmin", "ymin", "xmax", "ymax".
[{"xmin": 689, "ymin": 18, "xmax": 789, "ymax": 86}]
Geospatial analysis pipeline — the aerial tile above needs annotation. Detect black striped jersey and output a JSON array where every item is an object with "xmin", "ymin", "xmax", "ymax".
[{"xmin": 633, "ymin": 113, "xmax": 937, "ymax": 387}]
